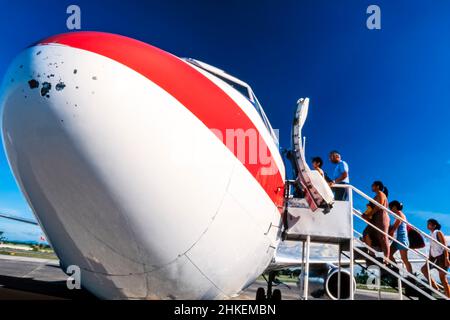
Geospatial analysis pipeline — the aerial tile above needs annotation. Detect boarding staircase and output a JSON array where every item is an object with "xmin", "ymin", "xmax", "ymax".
[
  {"xmin": 283, "ymin": 183, "xmax": 450, "ymax": 300},
  {"xmin": 347, "ymin": 184, "xmax": 450, "ymax": 300},
  {"xmin": 282, "ymin": 97, "xmax": 450, "ymax": 300}
]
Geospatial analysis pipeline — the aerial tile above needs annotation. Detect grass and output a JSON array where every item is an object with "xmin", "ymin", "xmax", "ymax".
[
  {"xmin": 356, "ymin": 284, "xmax": 398, "ymax": 293},
  {"xmin": 275, "ymin": 274, "xmax": 299, "ymax": 283},
  {"xmin": 258, "ymin": 274, "xmax": 300, "ymax": 284},
  {"xmin": 0, "ymin": 249, "xmax": 58, "ymax": 260}
]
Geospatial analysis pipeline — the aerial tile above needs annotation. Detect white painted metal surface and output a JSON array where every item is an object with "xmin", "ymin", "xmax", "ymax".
[
  {"xmin": 303, "ymin": 235, "xmax": 311, "ymax": 300},
  {"xmin": 348, "ymin": 185, "xmax": 354, "ymax": 300},
  {"xmin": 285, "ymin": 198, "xmax": 352, "ymax": 241},
  {"xmin": 0, "ymin": 44, "xmax": 283, "ymax": 299}
]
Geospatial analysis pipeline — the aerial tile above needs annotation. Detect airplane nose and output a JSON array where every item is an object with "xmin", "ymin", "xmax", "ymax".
[
  {"xmin": 0, "ymin": 42, "xmax": 241, "ymax": 299},
  {"xmin": 0, "ymin": 33, "xmax": 283, "ymax": 299},
  {"xmin": 0, "ymin": 45, "xmax": 154, "ymax": 298}
]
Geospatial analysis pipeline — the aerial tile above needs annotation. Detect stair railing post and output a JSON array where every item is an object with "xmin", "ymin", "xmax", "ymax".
[
  {"xmin": 299, "ymin": 240, "xmax": 305, "ymax": 299},
  {"xmin": 303, "ymin": 235, "xmax": 311, "ymax": 300},
  {"xmin": 338, "ymin": 243, "xmax": 342, "ymax": 300},
  {"xmin": 398, "ymin": 264, "xmax": 403, "ymax": 300},
  {"xmin": 378, "ymin": 282, "xmax": 382, "ymax": 300},
  {"xmin": 348, "ymin": 186, "xmax": 355, "ymax": 300}
]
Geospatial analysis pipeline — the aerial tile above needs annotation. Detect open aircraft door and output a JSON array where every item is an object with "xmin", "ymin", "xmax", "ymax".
[{"xmin": 292, "ymin": 98, "xmax": 334, "ymax": 213}]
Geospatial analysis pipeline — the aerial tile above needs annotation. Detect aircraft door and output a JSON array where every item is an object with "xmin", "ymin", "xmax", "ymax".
[{"xmin": 292, "ymin": 98, "xmax": 334, "ymax": 213}]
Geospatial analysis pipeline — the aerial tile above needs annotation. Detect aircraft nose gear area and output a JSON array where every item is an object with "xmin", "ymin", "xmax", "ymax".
[{"xmin": 255, "ymin": 272, "xmax": 282, "ymax": 302}]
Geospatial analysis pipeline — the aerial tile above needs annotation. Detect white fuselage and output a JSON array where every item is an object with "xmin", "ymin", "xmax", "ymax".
[{"xmin": 0, "ymin": 32, "xmax": 285, "ymax": 299}]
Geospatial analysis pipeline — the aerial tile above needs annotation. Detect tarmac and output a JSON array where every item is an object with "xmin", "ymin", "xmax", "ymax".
[
  {"xmin": 0, "ymin": 255, "xmax": 403, "ymax": 300},
  {"xmin": 0, "ymin": 255, "xmax": 94, "ymax": 300}
]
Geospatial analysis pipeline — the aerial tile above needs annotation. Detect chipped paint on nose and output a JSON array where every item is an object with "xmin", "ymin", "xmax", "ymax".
[
  {"xmin": 0, "ymin": 44, "xmax": 104, "ymax": 116},
  {"xmin": 41, "ymin": 82, "xmax": 51, "ymax": 97},
  {"xmin": 28, "ymin": 79, "xmax": 39, "ymax": 89},
  {"xmin": 55, "ymin": 82, "xmax": 66, "ymax": 91}
]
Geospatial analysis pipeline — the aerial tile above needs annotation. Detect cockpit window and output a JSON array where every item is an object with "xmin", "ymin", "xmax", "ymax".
[
  {"xmin": 250, "ymin": 92, "xmax": 279, "ymax": 147},
  {"xmin": 209, "ymin": 73, "xmax": 252, "ymax": 101},
  {"xmin": 184, "ymin": 58, "xmax": 279, "ymax": 146}
]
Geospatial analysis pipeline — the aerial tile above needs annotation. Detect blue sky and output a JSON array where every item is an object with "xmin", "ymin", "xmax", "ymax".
[{"xmin": 0, "ymin": 0, "xmax": 449, "ymax": 242}]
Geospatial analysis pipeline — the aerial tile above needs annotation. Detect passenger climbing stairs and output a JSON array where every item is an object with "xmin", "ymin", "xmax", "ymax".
[
  {"xmin": 282, "ymin": 97, "xmax": 449, "ymax": 300},
  {"xmin": 283, "ymin": 183, "xmax": 450, "ymax": 300}
]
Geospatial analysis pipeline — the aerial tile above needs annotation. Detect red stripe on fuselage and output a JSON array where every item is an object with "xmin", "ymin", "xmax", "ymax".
[{"xmin": 38, "ymin": 32, "xmax": 285, "ymax": 211}]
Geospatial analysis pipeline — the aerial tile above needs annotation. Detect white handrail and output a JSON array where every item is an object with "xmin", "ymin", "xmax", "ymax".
[
  {"xmin": 336, "ymin": 183, "xmax": 449, "ymax": 299},
  {"xmin": 286, "ymin": 180, "xmax": 449, "ymax": 299},
  {"xmin": 353, "ymin": 209, "xmax": 449, "ymax": 276},
  {"xmin": 333, "ymin": 184, "xmax": 450, "ymax": 254},
  {"xmin": 353, "ymin": 229, "xmax": 449, "ymax": 300},
  {"xmin": 353, "ymin": 244, "xmax": 438, "ymax": 300}
]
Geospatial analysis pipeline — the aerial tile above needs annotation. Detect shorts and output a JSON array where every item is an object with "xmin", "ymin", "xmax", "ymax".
[
  {"xmin": 429, "ymin": 254, "xmax": 449, "ymax": 271},
  {"xmin": 332, "ymin": 185, "xmax": 348, "ymax": 201},
  {"xmin": 392, "ymin": 232, "xmax": 409, "ymax": 251}
]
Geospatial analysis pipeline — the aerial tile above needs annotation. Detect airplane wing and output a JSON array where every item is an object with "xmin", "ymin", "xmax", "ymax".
[
  {"xmin": 267, "ymin": 255, "xmax": 345, "ymax": 272},
  {"xmin": 0, "ymin": 213, "xmax": 39, "ymax": 225},
  {"xmin": 267, "ymin": 246, "xmax": 427, "ymax": 272}
]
